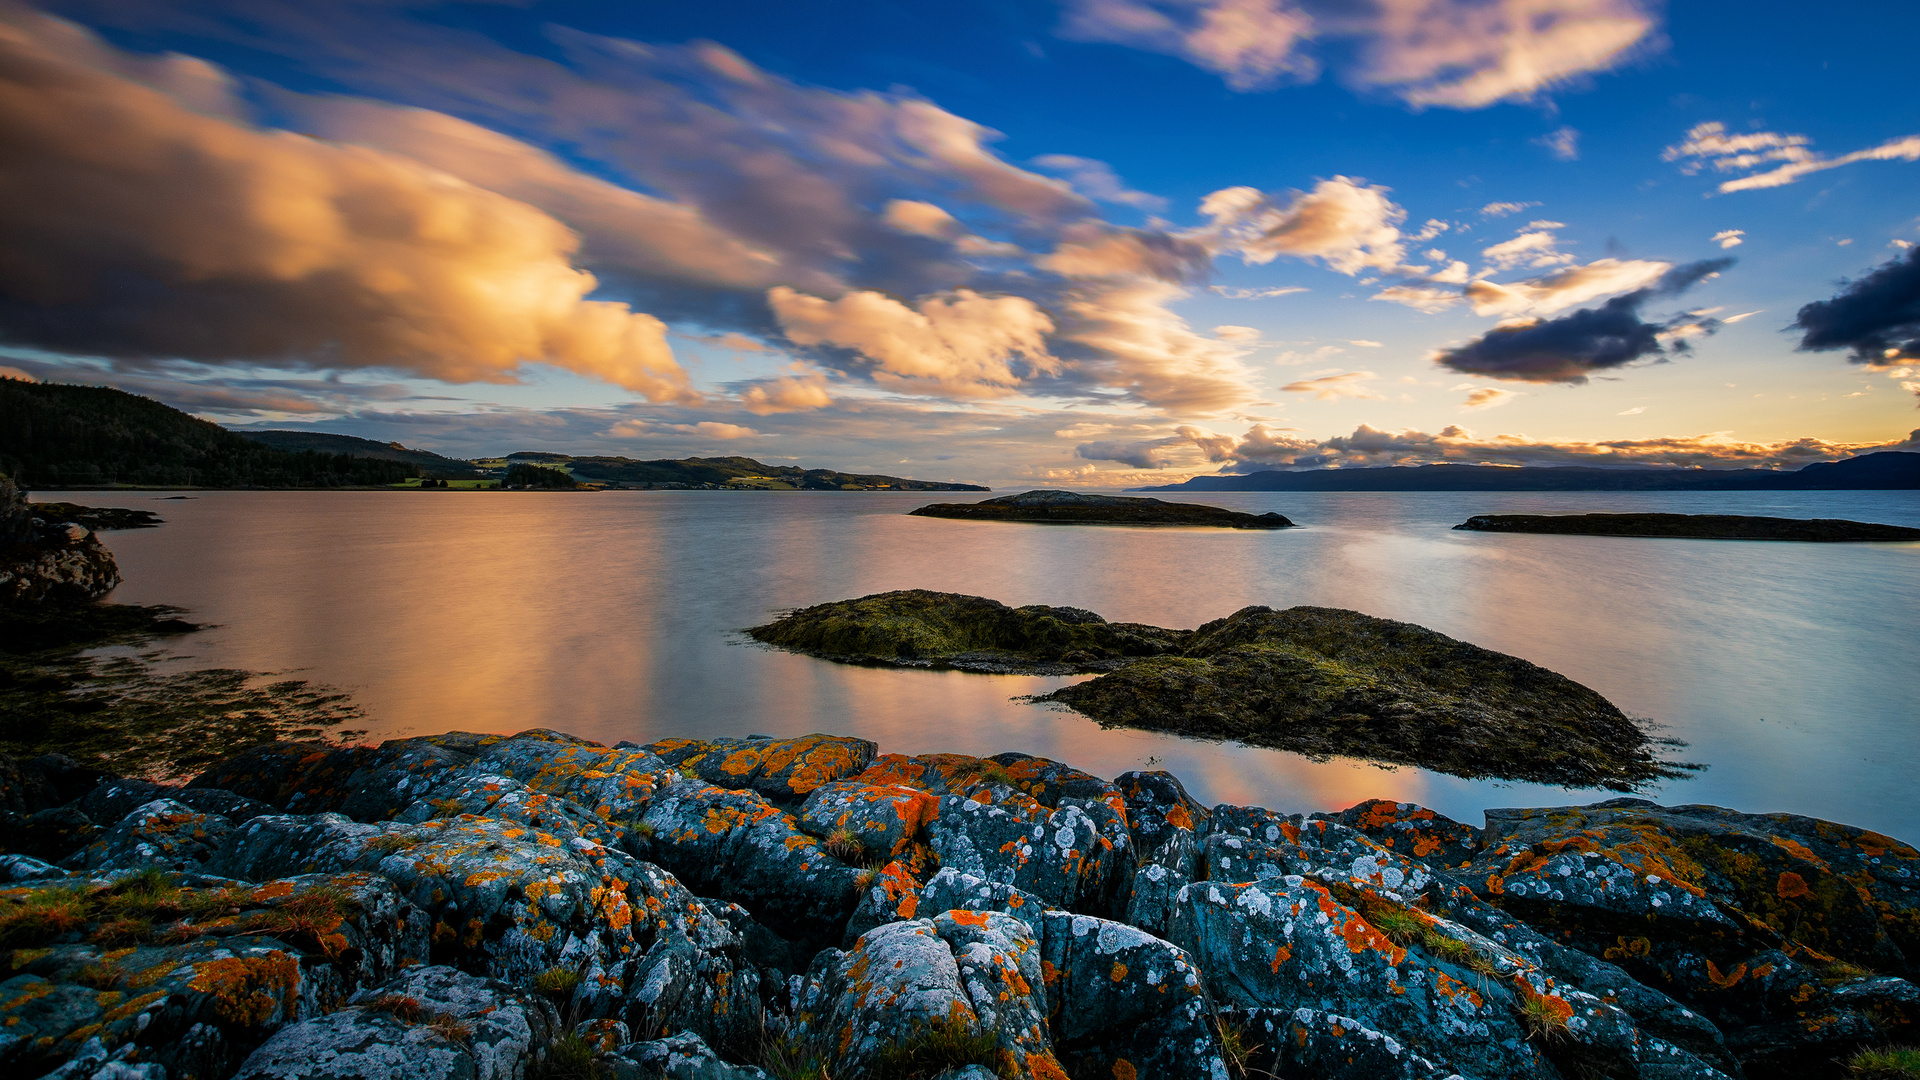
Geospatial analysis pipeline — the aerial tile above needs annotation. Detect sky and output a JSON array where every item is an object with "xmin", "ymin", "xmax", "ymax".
[{"xmin": 2, "ymin": 0, "xmax": 1919, "ymax": 486}]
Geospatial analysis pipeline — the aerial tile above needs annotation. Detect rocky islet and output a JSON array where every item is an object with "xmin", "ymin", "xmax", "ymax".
[
  {"xmin": 0, "ymin": 731, "xmax": 1913, "ymax": 1080},
  {"xmin": 750, "ymin": 591, "xmax": 1691, "ymax": 790},
  {"xmin": 908, "ymin": 490, "xmax": 1293, "ymax": 529},
  {"xmin": 1454, "ymin": 513, "xmax": 1920, "ymax": 542}
]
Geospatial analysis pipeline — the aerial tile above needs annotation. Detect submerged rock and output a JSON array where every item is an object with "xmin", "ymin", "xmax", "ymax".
[
  {"xmin": 2, "ymin": 729, "xmax": 1913, "ymax": 1080},
  {"xmin": 1456, "ymin": 511, "xmax": 1920, "ymax": 541},
  {"xmin": 910, "ymin": 489, "xmax": 1293, "ymax": 529}
]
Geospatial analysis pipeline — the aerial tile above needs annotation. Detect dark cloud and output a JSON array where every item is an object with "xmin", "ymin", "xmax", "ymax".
[
  {"xmin": 1791, "ymin": 247, "xmax": 1920, "ymax": 365},
  {"xmin": 1432, "ymin": 259, "xmax": 1732, "ymax": 384}
]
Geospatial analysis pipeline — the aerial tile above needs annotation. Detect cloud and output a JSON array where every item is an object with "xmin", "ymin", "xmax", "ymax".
[
  {"xmin": 1281, "ymin": 370, "xmax": 1383, "ymax": 400},
  {"xmin": 1205, "ymin": 177, "xmax": 1416, "ymax": 276},
  {"xmin": 1464, "ymin": 258, "xmax": 1671, "ymax": 316},
  {"xmin": 1370, "ymin": 285, "xmax": 1463, "ymax": 312},
  {"xmin": 1723, "ymin": 310, "xmax": 1762, "ymax": 324},
  {"xmin": 1433, "ymin": 259, "xmax": 1733, "ymax": 383},
  {"xmin": 1664, "ymin": 122, "xmax": 1920, "ymax": 193},
  {"xmin": 1075, "ymin": 422, "xmax": 1239, "ymax": 468},
  {"xmin": 1052, "ymin": 279, "xmax": 1256, "ymax": 412},
  {"xmin": 0, "ymin": 365, "xmax": 37, "ymax": 382},
  {"xmin": 604, "ymin": 419, "xmax": 766, "ymax": 439},
  {"xmin": 1036, "ymin": 222, "xmax": 1213, "ymax": 280},
  {"xmin": 768, "ymin": 286, "xmax": 1058, "ymax": 396},
  {"xmin": 882, "ymin": 199, "xmax": 963, "ymax": 238},
  {"xmin": 0, "ymin": 9, "xmax": 697, "ymax": 401},
  {"xmin": 1535, "ymin": 126, "xmax": 1579, "ymax": 161},
  {"xmin": 1790, "ymin": 247, "xmax": 1920, "ymax": 366},
  {"xmin": 1460, "ymin": 386, "xmax": 1521, "ymax": 408},
  {"xmin": 1618, "ymin": 405, "xmax": 1644, "ymax": 415},
  {"xmin": 1212, "ymin": 325, "xmax": 1263, "ymax": 342},
  {"xmin": 1712, "ymin": 229, "xmax": 1745, "ymax": 249},
  {"xmin": 1031, "ymin": 154, "xmax": 1166, "ymax": 209},
  {"xmin": 736, "ymin": 373, "xmax": 834, "ymax": 414},
  {"xmin": 1166, "ymin": 421, "xmax": 1919, "ymax": 472},
  {"xmin": 1058, "ymin": 0, "xmax": 1657, "ymax": 107},
  {"xmin": 1210, "ymin": 285, "xmax": 1309, "ymax": 299},
  {"xmin": 1479, "ymin": 201, "xmax": 1540, "ymax": 218},
  {"xmin": 1409, "ymin": 218, "xmax": 1450, "ymax": 241},
  {"xmin": 1480, "ymin": 228, "xmax": 1574, "ymax": 272}
]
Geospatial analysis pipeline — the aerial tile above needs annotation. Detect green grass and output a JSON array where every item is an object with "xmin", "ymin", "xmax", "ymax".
[
  {"xmin": 868, "ymin": 1018, "xmax": 1001, "ymax": 1078},
  {"xmin": 533, "ymin": 966, "xmax": 583, "ymax": 1000},
  {"xmin": 1848, "ymin": 1047, "xmax": 1920, "ymax": 1079},
  {"xmin": 0, "ymin": 872, "xmax": 244, "ymax": 949}
]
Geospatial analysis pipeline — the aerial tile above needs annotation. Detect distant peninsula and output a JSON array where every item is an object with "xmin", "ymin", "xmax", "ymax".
[
  {"xmin": 910, "ymin": 489, "xmax": 1291, "ymax": 528},
  {"xmin": 496, "ymin": 452, "xmax": 987, "ymax": 491},
  {"xmin": 1132, "ymin": 450, "xmax": 1920, "ymax": 492},
  {"xmin": 1455, "ymin": 512, "xmax": 1920, "ymax": 542}
]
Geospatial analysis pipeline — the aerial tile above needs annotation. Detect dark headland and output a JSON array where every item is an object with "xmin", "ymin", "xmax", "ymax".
[
  {"xmin": 748, "ymin": 589, "xmax": 1687, "ymax": 790},
  {"xmin": 1456, "ymin": 512, "xmax": 1920, "ymax": 541},
  {"xmin": 910, "ymin": 489, "xmax": 1292, "ymax": 528},
  {"xmin": 1132, "ymin": 449, "xmax": 1920, "ymax": 492}
]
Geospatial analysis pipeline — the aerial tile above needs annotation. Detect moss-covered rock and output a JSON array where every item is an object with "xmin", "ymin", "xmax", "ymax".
[{"xmin": 910, "ymin": 489, "xmax": 1293, "ymax": 529}]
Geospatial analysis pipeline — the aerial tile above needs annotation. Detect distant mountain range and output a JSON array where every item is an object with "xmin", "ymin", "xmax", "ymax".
[
  {"xmin": 1131, "ymin": 452, "xmax": 1920, "ymax": 492},
  {"xmin": 502, "ymin": 452, "xmax": 987, "ymax": 491}
]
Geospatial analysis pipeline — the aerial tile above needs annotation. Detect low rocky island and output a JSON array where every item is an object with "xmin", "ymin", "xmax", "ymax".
[
  {"xmin": 910, "ymin": 489, "xmax": 1293, "ymax": 529},
  {"xmin": 1, "ymin": 730, "xmax": 1914, "ymax": 1080},
  {"xmin": 1455, "ymin": 512, "xmax": 1920, "ymax": 542},
  {"xmin": 749, "ymin": 591, "xmax": 1688, "ymax": 790}
]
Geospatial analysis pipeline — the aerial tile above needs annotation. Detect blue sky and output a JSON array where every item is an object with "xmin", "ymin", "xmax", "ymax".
[{"xmin": 2, "ymin": 0, "xmax": 1918, "ymax": 484}]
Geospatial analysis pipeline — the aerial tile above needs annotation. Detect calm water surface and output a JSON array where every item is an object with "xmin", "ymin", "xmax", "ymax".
[{"xmin": 48, "ymin": 488, "xmax": 1920, "ymax": 840}]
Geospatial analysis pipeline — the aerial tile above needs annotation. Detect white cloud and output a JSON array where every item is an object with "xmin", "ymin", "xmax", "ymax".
[
  {"xmin": 768, "ymin": 286, "xmax": 1059, "ymax": 397},
  {"xmin": 1461, "ymin": 386, "xmax": 1521, "ymax": 408},
  {"xmin": 1349, "ymin": 339, "xmax": 1384, "ymax": 347},
  {"xmin": 883, "ymin": 199, "xmax": 962, "ymax": 238},
  {"xmin": 1059, "ymin": 0, "xmax": 1658, "ymax": 108},
  {"xmin": 1210, "ymin": 285, "xmax": 1309, "ymax": 298},
  {"xmin": 1370, "ymin": 285, "xmax": 1463, "ymax": 312},
  {"xmin": 604, "ymin": 419, "xmax": 767, "ymax": 439},
  {"xmin": 737, "ymin": 373, "xmax": 834, "ymax": 415},
  {"xmin": 1409, "ymin": 218, "xmax": 1450, "ymax": 241},
  {"xmin": 1031, "ymin": 153, "xmax": 1167, "ymax": 209},
  {"xmin": 1722, "ymin": 310, "xmax": 1762, "ymax": 324},
  {"xmin": 1212, "ymin": 325, "xmax": 1263, "ymax": 342},
  {"xmin": 1206, "ymin": 176, "xmax": 1417, "ymax": 275},
  {"xmin": 1479, "ymin": 201, "xmax": 1540, "ymax": 218},
  {"xmin": 1281, "ymin": 370, "xmax": 1383, "ymax": 400},
  {"xmin": 1480, "ymin": 229, "xmax": 1575, "ymax": 272},
  {"xmin": 1464, "ymin": 258, "xmax": 1669, "ymax": 316},
  {"xmin": 1535, "ymin": 126, "xmax": 1579, "ymax": 161},
  {"xmin": 1664, "ymin": 121, "xmax": 1920, "ymax": 193},
  {"xmin": 1712, "ymin": 229, "xmax": 1745, "ymax": 249}
]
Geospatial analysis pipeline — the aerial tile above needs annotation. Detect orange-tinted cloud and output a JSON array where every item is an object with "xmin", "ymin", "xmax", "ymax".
[{"xmin": 0, "ymin": 11, "xmax": 695, "ymax": 400}]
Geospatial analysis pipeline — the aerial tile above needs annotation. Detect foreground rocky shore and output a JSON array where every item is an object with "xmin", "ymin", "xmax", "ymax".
[{"xmin": 1, "ymin": 731, "xmax": 1914, "ymax": 1080}]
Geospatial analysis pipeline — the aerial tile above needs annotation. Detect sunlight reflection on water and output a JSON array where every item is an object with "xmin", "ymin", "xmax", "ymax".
[{"xmin": 56, "ymin": 486, "xmax": 1920, "ymax": 838}]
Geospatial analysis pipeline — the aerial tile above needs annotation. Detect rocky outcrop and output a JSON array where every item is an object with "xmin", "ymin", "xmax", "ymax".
[
  {"xmin": 754, "ymin": 592, "xmax": 1690, "ymax": 789},
  {"xmin": 1455, "ymin": 512, "xmax": 1920, "ymax": 541},
  {"xmin": 0, "ymin": 478, "xmax": 121, "ymax": 605},
  {"xmin": 910, "ymin": 489, "xmax": 1293, "ymax": 529},
  {"xmin": 1, "ymin": 732, "xmax": 1913, "ymax": 1080}
]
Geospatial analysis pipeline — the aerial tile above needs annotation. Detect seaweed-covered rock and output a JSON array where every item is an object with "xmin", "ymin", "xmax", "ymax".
[
  {"xmin": 0, "ymin": 476, "xmax": 121, "ymax": 604},
  {"xmin": 748, "ymin": 591, "xmax": 1188, "ymax": 675},
  {"xmin": 909, "ymin": 490, "xmax": 1292, "ymax": 529}
]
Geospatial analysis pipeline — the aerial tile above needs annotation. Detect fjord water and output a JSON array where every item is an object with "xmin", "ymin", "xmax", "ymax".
[{"xmin": 56, "ymin": 488, "xmax": 1920, "ymax": 839}]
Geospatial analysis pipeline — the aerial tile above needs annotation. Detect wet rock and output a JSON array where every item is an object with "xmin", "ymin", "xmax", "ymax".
[
  {"xmin": 0, "ymin": 752, "xmax": 106, "ymax": 815},
  {"xmin": 643, "ymin": 734, "xmax": 876, "ymax": 803},
  {"xmin": 63, "ymin": 798, "xmax": 233, "ymax": 873}
]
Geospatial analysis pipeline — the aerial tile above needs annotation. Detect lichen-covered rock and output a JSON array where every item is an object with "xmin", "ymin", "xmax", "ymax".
[
  {"xmin": 927, "ymin": 790, "xmax": 1126, "ymax": 915},
  {"xmin": 1113, "ymin": 772, "xmax": 1209, "ymax": 936},
  {"xmin": 76, "ymin": 778, "xmax": 273, "ymax": 831},
  {"xmin": 1033, "ymin": 910, "xmax": 1226, "ymax": 1080},
  {"xmin": 797, "ymin": 781, "xmax": 939, "ymax": 862},
  {"xmin": 930, "ymin": 910, "xmax": 1060, "ymax": 1078},
  {"xmin": 205, "ymin": 811, "xmax": 764, "ymax": 1048},
  {"xmin": 790, "ymin": 919, "xmax": 983, "ymax": 1076},
  {"xmin": 918, "ymin": 867, "xmax": 1050, "ymax": 923},
  {"xmin": 644, "ymin": 734, "xmax": 877, "ymax": 802},
  {"xmin": 1168, "ymin": 875, "xmax": 1557, "ymax": 1079},
  {"xmin": 63, "ymin": 798, "xmax": 233, "ymax": 873},
  {"xmin": 1316, "ymin": 799, "xmax": 1483, "ymax": 872},
  {"xmin": 233, "ymin": 965, "xmax": 558, "ymax": 1080},
  {"xmin": 611, "ymin": 1029, "xmax": 773, "ymax": 1079},
  {"xmin": 0, "ymin": 851, "xmax": 64, "ymax": 881},
  {"xmin": 842, "ymin": 859, "xmax": 925, "ymax": 945},
  {"xmin": 625, "ymin": 781, "xmax": 862, "ymax": 943},
  {"xmin": 456, "ymin": 733, "xmax": 678, "ymax": 822},
  {"xmin": 1219, "ymin": 1007, "xmax": 1459, "ymax": 1080}
]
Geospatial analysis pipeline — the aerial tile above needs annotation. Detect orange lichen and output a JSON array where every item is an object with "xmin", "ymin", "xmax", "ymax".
[
  {"xmin": 1777, "ymin": 872, "xmax": 1813, "ymax": 900},
  {"xmin": 188, "ymin": 951, "xmax": 300, "ymax": 1026},
  {"xmin": 1109, "ymin": 962, "xmax": 1128, "ymax": 982}
]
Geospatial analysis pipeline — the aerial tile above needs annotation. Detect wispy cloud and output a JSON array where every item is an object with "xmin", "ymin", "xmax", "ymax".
[{"xmin": 1665, "ymin": 122, "xmax": 1920, "ymax": 193}]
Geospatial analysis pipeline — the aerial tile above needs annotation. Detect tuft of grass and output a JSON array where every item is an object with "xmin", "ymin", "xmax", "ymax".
[
  {"xmin": 1362, "ymin": 905, "xmax": 1426, "ymax": 947},
  {"xmin": 1824, "ymin": 960, "xmax": 1879, "ymax": 985},
  {"xmin": 1217, "ymin": 1017, "xmax": 1270, "ymax": 1080},
  {"xmin": 1514, "ymin": 985, "xmax": 1573, "ymax": 1044},
  {"xmin": 88, "ymin": 917, "xmax": 154, "ymax": 947},
  {"xmin": 364, "ymin": 994, "xmax": 429, "ymax": 1024},
  {"xmin": 947, "ymin": 759, "xmax": 1016, "ymax": 788},
  {"xmin": 822, "ymin": 828, "xmax": 865, "ymax": 863},
  {"xmin": 366, "ymin": 833, "xmax": 422, "ymax": 854},
  {"xmin": 0, "ymin": 886, "xmax": 96, "ymax": 947},
  {"xmin": 852, "ymin": 867, "xmax": 881, "ymax": 890},
  {"xmin": 533, "ymin": 1032, "xmax": 604, "ymax": 1080},
  {"xmin": 868, "ymin": 1018, "xmax": 1000, "ymax": 1079},
  {"xmin": 426, "ymin": 1012, "xmax": 474, "ymax": 1045},
  {"xmin": 242, "ymin": 885, "xmax": 353, "ymax": 957},
  {"xmin": 533, "ymin": 966, "xmax": 583, "ymax": 1000},
  {"xmin": 625, "ymin": 820, "xmax": 655, "ymax": 840},
  {"xmin": 71, "ymin": 959, "xmax": 126, "ymax": 989},
  {"xmin": 1848, "ymin": 1047, "xmax": 1920, "ymax": 1079}
]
